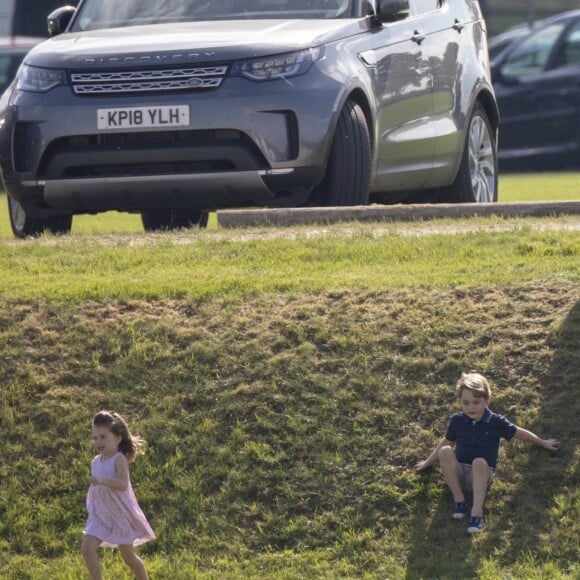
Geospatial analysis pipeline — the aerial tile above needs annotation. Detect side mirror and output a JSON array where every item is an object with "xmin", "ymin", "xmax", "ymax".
[
  {"xmin": 361, "ymin": 0, "xmax": 375, "ymax": 17},
  {"xmin": 48, "ymin": 6, "xmax": 76, "ymax": 37},
  {"xmin": 375, "ymin": 0, "xmax": 410, "ymax": 23}
]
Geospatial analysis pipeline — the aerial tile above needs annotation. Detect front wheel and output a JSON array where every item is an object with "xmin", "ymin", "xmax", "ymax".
[
  {"xmin": 8, "ymin": 195, "xmax": 72, "ymax": 238},
  {"xmin": 440, "ymin": 103, "xmax": 498, "ymax": 203},
  {"xmin": 141, "ymin": 209, "xmax": 209, "ymax": 232},
  {"xmin": 311, "ymin": 100, "xmax": 371, "ymax": 206}
]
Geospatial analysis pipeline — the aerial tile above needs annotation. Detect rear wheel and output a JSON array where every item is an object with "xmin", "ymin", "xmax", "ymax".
[
  {"xmin": 141, "ymin": 209, "xmax": 209, "ymax": 232},
  {"xmin": 439, "ymin": 103, "xmax": 498, "ymax": 203},
  {"xmin": 8, "ymin": 195, "xmax": 72, "ymax": 238},
  {"xmin": 312, "ymin": 100, "xmax": 371, "ymax": 206}
]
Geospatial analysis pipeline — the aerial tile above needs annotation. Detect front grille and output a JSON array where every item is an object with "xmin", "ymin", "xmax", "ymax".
[
  {"xmin": 64, "ymin": 160, "xmax": 235, "ymax": 178},
  {"xmin": 71, "ymin": 66, "xmax": 228, "ymax": 95},
  {"xmin": 38, "ymin": 129, "xmax": 270, "ymax": 180}
]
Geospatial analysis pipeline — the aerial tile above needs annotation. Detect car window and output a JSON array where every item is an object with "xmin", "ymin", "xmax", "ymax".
[
  {"xmin": 501, "ymin": 23, "xmax": 565, "ymax": 78},
  {"xmin": 553, "ymin": 20, "xmax": 580, "ymax": 68},
  {"xmin": 72, "ymin": 0, "xmax": 354, "ymax": 31},
  {"xmin": 488, "ymin": 39, "xmax": 512, "ymax": 63}
]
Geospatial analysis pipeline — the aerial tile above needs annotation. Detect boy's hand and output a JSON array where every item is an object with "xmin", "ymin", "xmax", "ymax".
[
  {"xmin": 415, "ymin": 460, "xmax": 431, "ymax": 472},
  {"xmin": 542, "ymin": 438, "xmax": 559, "ymax": 451}
]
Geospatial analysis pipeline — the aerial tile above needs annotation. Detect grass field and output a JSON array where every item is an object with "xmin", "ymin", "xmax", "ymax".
[{"xmin": 0, "ymin": 173, "xmax": 579, "ymax": 578}]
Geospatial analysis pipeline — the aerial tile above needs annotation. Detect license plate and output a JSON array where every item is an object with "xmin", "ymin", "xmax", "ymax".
[{"xmin": 97, "ymin": 105, "xmax": 190, "ymax": 130}]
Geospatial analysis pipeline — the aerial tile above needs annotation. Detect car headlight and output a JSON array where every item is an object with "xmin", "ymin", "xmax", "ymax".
[
  {"xmin": 16, "ymin": 64, "xmax": 67, "ymax": 92},
  {"xmin": 231, "ymin": 48, "xmax": 322, "ymax": 81}
]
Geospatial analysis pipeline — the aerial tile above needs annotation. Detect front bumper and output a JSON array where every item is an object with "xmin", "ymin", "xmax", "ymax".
[{"xmin": 0, "ymin": 67, "xmax": 344, "ymax": 213}]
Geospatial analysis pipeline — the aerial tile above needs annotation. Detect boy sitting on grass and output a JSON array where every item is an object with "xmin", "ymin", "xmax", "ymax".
[{"xmin": 415, "ymin": 371, "xmax": 559, "ymax": 533}]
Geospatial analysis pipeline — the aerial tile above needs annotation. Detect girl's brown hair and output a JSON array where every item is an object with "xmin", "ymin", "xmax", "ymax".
[{"xmin": 92, "ymin": 411, "xmax": 145, "ymax": 462}]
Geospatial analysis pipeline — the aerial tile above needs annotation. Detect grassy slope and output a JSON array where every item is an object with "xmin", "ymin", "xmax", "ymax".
[{"xmin": 1, "ymin": 224, "xmax": 579, "ymax": 578}]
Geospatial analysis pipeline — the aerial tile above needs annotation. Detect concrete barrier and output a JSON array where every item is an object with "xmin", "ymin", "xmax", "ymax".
[{"xmin": 217, "ymin": 201, "xmax": 580, "ymax": 228}]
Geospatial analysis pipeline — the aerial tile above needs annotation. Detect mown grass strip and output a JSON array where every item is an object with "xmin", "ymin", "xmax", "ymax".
[
  {"xmin": 499, "ymin": 171, "xmax": 580, "ymax": 202},
  {"xmin": 0, "ymin": 224, "xmax": 578, "ymax": 301}
]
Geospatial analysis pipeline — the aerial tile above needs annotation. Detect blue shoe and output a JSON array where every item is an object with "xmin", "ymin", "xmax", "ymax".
[
  {"xmin": 452, "ymin": 501, "xmax": 467, "ymax": 519},
  {"xmin": 467, "ymin": 515, "xmax": 484, "ymax": 533}
]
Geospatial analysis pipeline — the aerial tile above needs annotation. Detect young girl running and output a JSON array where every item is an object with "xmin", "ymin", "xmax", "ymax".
[{"xmin": 81, "ymin": 411, "xmax": 155, "ymax": 580}]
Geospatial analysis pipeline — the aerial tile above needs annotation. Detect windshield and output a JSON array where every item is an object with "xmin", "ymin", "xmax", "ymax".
[{"xmin": 72, "ymin": 0, "xmax": 355, "ymax": 31}]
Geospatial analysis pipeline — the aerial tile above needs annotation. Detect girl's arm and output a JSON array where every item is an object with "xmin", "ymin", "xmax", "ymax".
[
  {"xmin": 415, "ymin": 437, "xmax": 451, "ymax": 471},
  {"xmin": 89, "ymin": 454, "xmax": 130, "ymax": 491},
  {"xmin": 514, "ymin": 427, "xmax": 559, "ymax": 451}
]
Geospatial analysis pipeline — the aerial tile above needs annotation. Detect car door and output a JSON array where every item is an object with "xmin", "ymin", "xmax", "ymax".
[
  {"xmin": 494, "ymin": 18, "xmax": 580, "ymax": 159},
  {"xmin": 420, "ymin": 0, "xmax": 471, "ymax": 186},
  {"xmin": 528, "ymin": 18, "xmax": 580, "ymax": 157},
  {"xmin": 370, "ymin": 0, "xmax": 435, "ymax": 193}
]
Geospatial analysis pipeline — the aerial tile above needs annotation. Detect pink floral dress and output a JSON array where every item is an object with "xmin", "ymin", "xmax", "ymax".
[{"xmin": 84, "ymin": 452, "xmax": 155, "ymax": 548}]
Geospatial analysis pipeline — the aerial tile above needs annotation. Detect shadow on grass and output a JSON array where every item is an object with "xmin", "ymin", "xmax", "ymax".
[
  {"xmin": 404, "ymin": 480, "xmax": 478, "ymax": 579},
  {"xmin": 404, "ymin": 300, "xmax": 579, "ymax": 579},
  {"xmin": 480, "ymin": 299, "xmax": 580, "ymax": 567}
]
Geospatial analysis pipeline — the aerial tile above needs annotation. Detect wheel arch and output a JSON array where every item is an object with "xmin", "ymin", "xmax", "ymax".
[
  {"xmin": 474, "ymin": 87, "xmax": 500, "ymax": 140},
  {"xmin": 447, "ymin": 86, "xmax": 499, "ymax": 184},
  {"xmin": 439, "ymin": 93, "xmax": 499, "ymax": 204},
  {"xmin": 310, "ymin": 94, "xmax": 373, "ymax": 206},
  {"xmin": 344, "ymin": 88, "xmax": 375, "ymax": 154},
  {"xmin": 321, "ymin": 87, "xmax": 375, "ymax": 172}
]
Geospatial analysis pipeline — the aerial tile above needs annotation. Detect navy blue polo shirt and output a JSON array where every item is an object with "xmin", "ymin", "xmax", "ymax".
[{"xmin": 445, "ymin": 408, "xmax": 517, "ymax": 468}]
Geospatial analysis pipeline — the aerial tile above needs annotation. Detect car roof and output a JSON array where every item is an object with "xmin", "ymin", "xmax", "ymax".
[
  {"xmin": 489, "ymin": 9, "xmax": 580, "ymax": 66},
  {"xmin": 490, "ymin": 9, "xmax": 580, "ymax": 45}
]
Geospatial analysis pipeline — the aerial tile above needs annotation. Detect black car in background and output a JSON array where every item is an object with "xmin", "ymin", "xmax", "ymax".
[
  {"xmin": 1, "ymin": 0, "xmax": 79, "ymax": 38},
  {"xmin": 0, "ymin": 36, "xmax": 43, "ymax": 95},
  {"xmin": 488, "ymin": 23, "xmax": 533, "ymax": 65},
  {"xmin": 0, "ymin": 36, "xmax": 42, "ymax": 94},
  {"xmin": 491, "ymin": 10, "xmax": 580, "ymax": 169},
  {"xmin": 1, "ymin": 1, "xmax": 80, "ymax": 95},
  {"xmin": 487, "ymin": 11, "xmax": 570, "ymax": 67}
]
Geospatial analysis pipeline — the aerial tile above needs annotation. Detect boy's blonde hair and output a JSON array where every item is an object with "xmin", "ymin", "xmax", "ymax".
[{"xmin": 455, "ymin": 372, "xmax": 491, "ymax": 401}]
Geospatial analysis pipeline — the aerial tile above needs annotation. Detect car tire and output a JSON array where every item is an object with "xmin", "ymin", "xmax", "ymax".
[
  {"xmin": 8, "ymin": 194, "xmax": 72, "ymax": 238},
  {"xmin": 141, "ymin": 209, "xmax": 209, "ymax": 232},
  {"xmin": 439, "ymin": 103, "xmax": 498, "ymax": 203},
  {"xmin": 312, "ymin": 100, "xmax": 371, "ymax": 206}
]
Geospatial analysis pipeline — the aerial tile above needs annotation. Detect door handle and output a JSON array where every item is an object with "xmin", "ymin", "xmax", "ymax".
[
  {"xmin": 453, "ymin": 19, "xmax": 464, "ymax": 32},
  {"xmin": 412, "ymin": 30, "xmax": 425, "ymax": 44}
]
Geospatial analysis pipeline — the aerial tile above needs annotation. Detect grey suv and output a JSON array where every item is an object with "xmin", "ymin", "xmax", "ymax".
[{"xmin": 0, "ymin": 0, "xmax": 499, "ymax": 237}]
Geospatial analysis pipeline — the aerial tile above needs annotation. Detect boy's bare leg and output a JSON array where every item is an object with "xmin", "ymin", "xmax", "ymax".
[
  {"xmin": 119, "ymin": 545, "xmax": 149, "ymax": 580},
  {"xmin": 438, "ymin": 446, "xmax": 465, "ymax": 502},
  {"xmin": 81, "ymin": 535, "xmax": 103, "ymax": 580},
  {"xmin": 469, "ymin": 457, "xmax": 490, "ymax": 516}
]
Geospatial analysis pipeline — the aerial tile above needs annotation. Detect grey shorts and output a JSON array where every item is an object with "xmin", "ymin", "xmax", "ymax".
[{"xmin": 460, "ymin": 462, "xmax": 495, "ymax": 490}]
